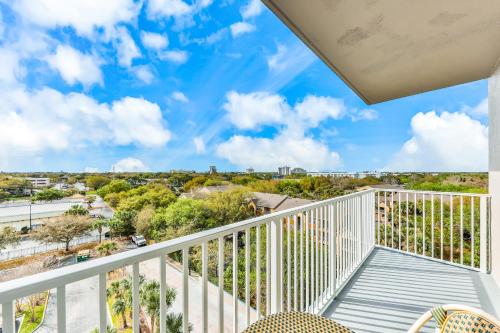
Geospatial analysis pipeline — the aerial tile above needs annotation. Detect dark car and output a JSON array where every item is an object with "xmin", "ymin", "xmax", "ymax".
[{"xmin": 131, "ymin": 235, "xmax": 147, "ymax": 247}]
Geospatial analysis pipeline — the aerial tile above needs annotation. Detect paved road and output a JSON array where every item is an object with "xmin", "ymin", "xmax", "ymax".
[
  {"xmin": 132, "ymin": 259, "xmax": 258, "ymax": 333},
  {"xmin": 35, "ymin": 276, "xmax": 108, "ymax": 333}
]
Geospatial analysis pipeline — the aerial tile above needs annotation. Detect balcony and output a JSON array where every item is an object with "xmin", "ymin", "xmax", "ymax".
[{"xmin": 0, "ymin": 189, "xmax": 498, "ymax": 333}]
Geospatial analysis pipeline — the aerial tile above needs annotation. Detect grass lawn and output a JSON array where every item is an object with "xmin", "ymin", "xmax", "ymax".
[{"xmin": 18, "ymin": 292, "xmax": 48, "ymax": 333}]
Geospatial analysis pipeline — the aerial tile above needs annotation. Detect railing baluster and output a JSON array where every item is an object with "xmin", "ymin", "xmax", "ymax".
[
  {"xmin": 300, "ymin": 212, "xmax": 304, "ymax": 311},
  {"xmin": 431, "ymin": 194, "xmax": 435, "ymax": 258},
  {"xmin": 414, "ymin": 193, "xmax": 417, "ymax": 254},
  {"xmin": 480, "ymin": 197, "xmax": 487, "ymax": 273},
  {"xmin": 270, "ymin": 220, "xmax": 282, "ymax": 314},
  {"xmin": 183, "ymin": 248, "xmax": 189, "ymax": 333},
  {"xmin": 266, "ymin": 223, "xmax": 271, "ymax": 315},
  {"xmin": 398, "ymin": 192, "xmax": 401, "ymax": 251},
  {"xmin": 332, "ymin": 202, "xmax": 337, "ymax": 296},
  {"xmin": 406, "ymin": 192, "xmax": 409, "ymax": 252},
  {"xmin": 460, "ymin": 196, "xmax": 464, "ymax": 265},
  {"xmin": 287, "ymin": 216, "xmax": 291, "ymax": 311},
  {"xmin": 132, "ymin": 262, "xmax": 140, "ymax": 333},
  {"xmin": 441, "ymin": 194, "xmax": 444, "ymax": 260},
  {"xmin": 450, "ymin": 195, "xmax": 454, "ymax": 262},
  {"xmin": 471, "ymin": 197, "xmax": 475, "ymax": 268},
  {"xmin": 57, "ymin": 286, "xmax": 66, "ymax": 333},
  {"xmin": 256, "ymin": 226, "xmax": 261, "ymax": 320},
  {"xmin": 319, "ymin": 206, "xmax": 323, "ymax": 303},
  {"xmin": 280, "ymin": 219, "xmax": 284, "ymax": 312},
  {"xmin": 315, "ymin": 207, "xmax": 319, "ymax": 310},
  {"xmin": 305, "ymin": 210, "xmax": 309, "ymax": 311},
  {"xmin": 422, "ymin": 194, "xmax": 426, "ymax": 256},
  {"xmin": 159, "ymin": 256, "xmax": 167, "ymax": 333},
  {"xmin": 232, "ymin": 232, "xmax": 238, "ymax": 332},
  {"xmin": 384, "ymin": 192, "xmax": 387, "ymax": 247},
  {"xmin": 391, "ymin": 192, "xmax": 394, "ymax": 249},
  {"xmin": 202, "ymin": 241, "xmax": 208, "ymax": 332},
  {"xmin": 2, "ymin": 301, "xmax": 15, "ymax": 333},
  {"xmin": 99, "ymin": 273, "xmax": 107, "ymax": 333},
  {"xmin": 245, "ymin": 229, "xmax": 250, "ymax": 327},
  {"xmin": 310, "ymin": 209, "xmax": 315, "ymax": 311},
  {"xmin": 218, "ymin": 236, "xmax": 225, "ymax": 332},
  {"xmin": 293, "ymin": 214, "xmax": 298, "ymax": 311}
]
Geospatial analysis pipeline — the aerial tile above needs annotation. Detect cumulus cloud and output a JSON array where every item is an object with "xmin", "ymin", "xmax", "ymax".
[
  {"xmin": 223, "ymin": 91, "xmax": 290, "ymax": 130},
  {"xmin": 0, "ymin": 49, "xmax": 24, "ymax": 84},
  {"xmin": 351, "ymin": 108, "xmax": 378, "ymax": 121},
  {"xmin": 240, "ymin": 0, "xmax": 264, "ymax": 19},
  {"xmin": 0, "ymin": 86, "xmax": 171, "ymax": 169},
  {"xmin": 112, "ymin": 158, "xmax": 148, "ymax": 172},
  {"xmin": 385, "ymin": 111, "xmax": 488, "ymax": 172},
  {"xmin": 12, "ymin": 0, "xmax": 140, "ymax": 38},
  {"xmin": 46, "ymin": 45, "xmax": 103, "ymax": 87},
  {"xmin": 216, "ymin": 131, "xmax": 341, "ymax": 171},
  {"xmin": 463, "ymin": 98, "xmax": 488, "ymax": 118},
  {"xmin": 115, "ymin": 27, "xmax": 141, "ymax": 67},
  {"xmin": 132, "ymin": 65, "xmax": 155, "ymax": 84},
  {"xmin": 141, "ymin": 31, "xmax": 169, "ymax": 50},
  {"xmin": 159, "ymin": 50, "xmax": 188, "ymax": 64},
  {"xmin": 147, "ymin": 0, "xmax": 192, "ymax": 19},
  {"xmin": 193, "ymin": 137, "xmax": 205, "ymax": 154},
  {"xmin": 267, "ymin": 44, "xmax": 287, "ymax": 72},
  {"xmin": 230, "ymin": 22, "xmax": 255, "ymax": 38},
  {"xmin": 294, "ymin": 95, "xmax": 345, "ymax": 127},
  {"xmin": 171, "ymin": 91, "xmax": 189, "ymax": 103}
]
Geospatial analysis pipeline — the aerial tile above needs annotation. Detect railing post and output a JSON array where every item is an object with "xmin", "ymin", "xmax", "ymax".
[
  {"xmin": 2, "ymin": 300, "xmax": 15, "ymax": 333},
  {"xmin": 270, "ymin": 218, "xmax": 282, "ymax": 313},
  {"xmin": 480, "ymin": 196, "xmax": 488, "ymax": 273}
]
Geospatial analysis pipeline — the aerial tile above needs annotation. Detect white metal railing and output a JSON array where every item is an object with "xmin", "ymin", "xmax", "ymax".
[
  {"xmin": 0, "ymin": 190, "xmax": 375, "ymax": 333},
  {"xmin": 374, "ymin": 189, "xmax": 491, "ymax": 273}
]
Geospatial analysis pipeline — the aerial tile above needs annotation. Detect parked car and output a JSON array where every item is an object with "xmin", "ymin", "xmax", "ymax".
[
  {"xmin": 76, "ymin": 250, "xmax": 91, "ymax": 262},
  {"xmin": 131, "ymin": 235, "xmax": 147, "ymax": 247}
]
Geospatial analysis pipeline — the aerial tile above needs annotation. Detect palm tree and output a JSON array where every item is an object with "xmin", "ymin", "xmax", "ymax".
[
  {"xmin": 140, "ymin": 280, "xmax": 177, "ymax": 333},
  {"xmin": 91, "ymin": 326, "xmax": 117, "ymax": 333},
  {"xmin": 96, "ymin": 241, "xmax": 118, "ymax": 256},
  {"xmin": 164, "ymin": 313, "xmax": 192, "ymax": 333},
  {"xmin": 92, "ymin": 217, "xmax": 108, "ymax": 243},
  {"xmin": 112, "ymin": 298, "xmax": 128, "ymax": 329}
]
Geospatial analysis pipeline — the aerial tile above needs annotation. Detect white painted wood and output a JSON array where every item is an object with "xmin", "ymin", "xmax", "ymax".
[
  {"xmin": 471, "ymin": 197, "xmax": 475, "ymax": 268},
  {"xmin": 460, "ymin": 195, "xmax": 464, "ymax": 265},
  {"xmin": 287, "ymin": 216, "xmax": 291, "ymax": 311},
  {"xmin": 422, "ymin": 194, "xmax": 426, "ymax": 256},
  {"xmin": 2, "ymin": 301, "xmax": 15, "ymax": 333},
  {"xmin": 232, "ymin": 232, "xmax": 238, "ymax": 332},
  {"xmin": 431, "ymin": 194, "xmax": 434, "ymax": 258},
  {"xmin": 266, "ymin": 222, "xmax": 271, "ymax": 315},
  {"xmin": 245, "ymin": 229, "xmax": 250, "ymax": 327},
  {"xmin": 299, "ymin": 212, "xmax": 304, "ymax": 311},
  {"xmin": 293, "ymin": 214, "xmax": 298, "ymax": 311},
  {"xmin": 480, "ymin": 196, "xmax": 488, "ymax": 273},
  {"xmin": 57, "ymin": 286, "xmax": 66, "ymax": 333},
  {"xmin": 305, "ymin": 210, "xmax": 309, "ymax": 311},
  {"xmin": 256, "ymin": 226, "xmax": 261, "ymax": 320},
  {"xmin": 132, "ymin": 262, "xmax": 140, "ymax": 333},
  {"xmin": 182, "ymin": 248, "xmax": 189, "ymax": 333},
  {"xmin": 441, "ymin": 194, "xmax": 444, "ymax": 260},
  {"xmin": 450, "ymin": 195, "xmax": 454, "ymax": 262},
  {"xmin": 270, "ymin": 220, "xmax": 282, "ymax": 314}
]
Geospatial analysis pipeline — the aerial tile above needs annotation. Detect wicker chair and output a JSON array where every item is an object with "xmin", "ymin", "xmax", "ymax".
[{"xmin": 408, "ymin": 304, "xmax": 500, "ymax": 333}]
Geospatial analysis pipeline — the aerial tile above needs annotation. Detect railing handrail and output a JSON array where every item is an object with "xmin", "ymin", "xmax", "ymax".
[
  {"xmin": 0, "ymin": 189, "xmax": 374, "ymax": 302},
  {"xmin": 373, "ymin": 188, "xmax": 491, "ymax": 198}
]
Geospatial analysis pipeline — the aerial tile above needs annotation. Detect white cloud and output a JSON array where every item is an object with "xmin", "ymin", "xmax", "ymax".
[
  {"xmin": 112, "ymin": 158, "xmax": 148, "ymax": 172},
  {"xmin": 159, "ymin": 50, "xmax": 188, "ymax": 64},
  {"xmin": 0, "ymin": 49, "xmax": 24, "ymax": 84},
  {"xmin": 230, "ymin": 22, "xmax": 255, "ymax": 38},
  {"xmin": 132, "ymin": 65, "xmax": 155, "ymax": 84},
  {"xmin": 216, "ymin": 131, "xmax": 341, "ymax": 171},
  {"xmin": 84, "ymin": 167, "xmax": 100, "ymax": 173},
  {"xmin": 147, "ymin": 0, "xmax": 192, "ymax": 19},
  {"xmin": 12, "ymin": 0, "xmax": 140, "ymax": 38},
  {"xmin": 171, "ymin": 91, "xmax": 189, "ymax": 103},
  {"xmin": 294, "ymin": 95, "xmax": 345, "ymax": 127},
  {"xmin": 463, "ymin": 98, "xmax": 488, "ymax": 117},
  {"xmin": 267, "ymin": 44, "xmax": 287, "ymax": 72},
  {"xmin": 351, "ymin": 108, "xmax": 378, "ymax": 121},
  {"xmin": 0, "ymin": 86, "xmax": 171, "ymax": 169},
  {"xmin": 241, "ymin": 0, "xmax": 264, "ymax": 19},
  {"xmin": 193, "ymin": 137, "xmax": 206, "ymax": 154},
  {"xmin": 115, "ymin": 27, "xmax": 141, "ymax": 67},
  {"xmin": 223, "ymin": 91, "xmax": 290, "ymax": 130},
  {"xmin": 46, "ymin": 45, "xmax": 103, "ymax": 87},
  {"xmin": 385, "ymin": 111, "xmax": 488, "ymax": 172},
  {"xmin": 141, "ymin": 31, "xmax": 169, "ymax": 50}
]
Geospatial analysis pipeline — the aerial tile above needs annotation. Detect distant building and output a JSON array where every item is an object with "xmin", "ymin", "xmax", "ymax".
[
  {"xmin": 180, "ymin": 185, "xmax": 241, "ymax": 199},
  {"xmin": 278, "ymin": 166, "xmax": 291, "ymax": 176},
  {"xmin": 246, "ymin": 168, "xmax": 254, "ymax": 174},
  {"xmin": 291, "ymin": 167, "xmax": 307, "ymax": 175},
  {"xmin": 307, "ymin": 171, "xmax": 381, "ymax": 179},
  {"xmin": 26, "ymin": 177, "xmax": 50, "ymax": 188},
  {"xmin": 249, "ymin": 192, "xmax": 313, "ymax": 215},
  {"xmin": 209, "ymin": 165, "xmax": 217, "ymax": 174}
]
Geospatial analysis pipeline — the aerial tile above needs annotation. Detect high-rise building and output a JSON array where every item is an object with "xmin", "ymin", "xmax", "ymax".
[
  {"xmin": 278, "ymin": 166, "xmax": 291, "ymax": 176},
  {"xmin": 209, "ymin": 165, "xmax": 217, "ymax": 174}
]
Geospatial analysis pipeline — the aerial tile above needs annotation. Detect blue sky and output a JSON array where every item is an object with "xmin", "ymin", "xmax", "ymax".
[{"xmin": 0, "ymin": 0, "xmax": 489, "ymax": 173}]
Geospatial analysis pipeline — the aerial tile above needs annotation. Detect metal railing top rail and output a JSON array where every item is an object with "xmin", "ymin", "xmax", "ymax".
[
  {"xmin": 374, "ymin": 188, "xmax": 491, "ymax": 198},
  {"xmin": 0, "ymin": 189, "xmax": 374, "ymax": 303}
]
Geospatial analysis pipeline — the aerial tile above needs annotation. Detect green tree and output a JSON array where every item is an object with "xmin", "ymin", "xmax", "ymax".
[
  {"xmin": 64, "ymin": 205, "xmax": 89, "ymax": 216},
  {"xmin": 92, "ymin": 217, "xmax": 109, "ymax": 243},
  {"xmin": 164, "ymin": 313, "xmax": 192, "ymax": 333},
  {"xmin": 205, "ymin": 189, "xmax": 253, "ymax": 226},
  {"xmin": 0, "ymin": 226, "xmax": 21, "ymax": 251},
  {"xmin": 182, "ymin": 176, "xmax": 208, "ymax": 192},
  {"xmin": 91, "ymin": 326, "xmax": 117, "ymax": 333},
  {"xmin": 33, "ymin": 189, "xmax": 66, "ymax": 201},
  {"xmin": 97, "ymin": 180, "xmax": 132, "ymax": 198},
  {"xmin": 135, "ymin": 206, "xmax": 155, "ymax": 238},
  {"xmin": 32, "ymin": 215, "xmax": 92, "ymax": 251},
  {"xmin": 117, "ymin": 183, "xmax": 176, "ymax": 211},
  {"xmin": 96, "ymin": 241, "xmax": 118, "ymax": 256},
  {"xmin": 86, "ymin": 175, "xmax": 111, "ymax": 190},
  {"xmin": 140, "ymin": 280, "xmax": 177, "ymax": 333},
  {"xmin": 112, "ymin": 298, "xmax": 128, "ymax": 329},
  {"xmin": 109, "ymin": 210, "xmax": 137, "ymax": 237}
]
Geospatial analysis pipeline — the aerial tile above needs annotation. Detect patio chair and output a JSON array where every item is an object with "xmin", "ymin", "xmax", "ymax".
[{"xmin": 408, "ymin": 304, "xmax": 500, "ymax": 333}]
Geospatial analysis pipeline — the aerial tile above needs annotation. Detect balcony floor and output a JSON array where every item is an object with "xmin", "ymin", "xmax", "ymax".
[{"xmin": 323, "ymin": 247, "xmax": 500, "ymax": 333}]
